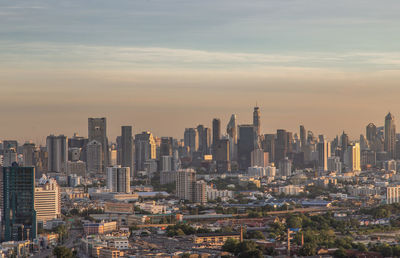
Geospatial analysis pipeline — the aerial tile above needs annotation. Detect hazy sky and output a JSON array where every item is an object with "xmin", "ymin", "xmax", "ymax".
[{"xmin": 1, "ymin": 0, "xmax": 400, "ymax": 144}]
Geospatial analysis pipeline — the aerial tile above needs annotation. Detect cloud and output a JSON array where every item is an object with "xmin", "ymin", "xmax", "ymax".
[{"xmin": 1, "ymin": 41, "xmax": 400, "ymax": 72}]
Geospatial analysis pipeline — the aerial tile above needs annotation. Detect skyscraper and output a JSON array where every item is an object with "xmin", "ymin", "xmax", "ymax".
[
  {"xmin": 106, "ymin": 166, "xmax": 130, "ymax": 193},
  {"xmin": 344, "ymin": 143, "xmax": 361, "ymax": 172},
  {"xmin": 120, "ymin": 126, "xmax": 134, "ymax": 178},
  {"xmin": 87, "ymin": 140, "xmax": 102, "ymax": 173},
  {"xmin": 3, "ymin": 164, "xmax": 36, "ymax": 241},
  {"xmin": 275, "ymin": 129, "xmax": 288, "ymax": 163},
  {"xmin": 226, "ymin": 114, "xmax": 238, "ymax": 161},
  {"xmin": 160, "ymin": 137, "xmax": 173, "ymax": 157},
  {"xmin": 23, "ymin": 142, "xmax": 36, "ymax": 167},
  {"xmin": 214, "ymin": 138, "xmax": 230, "ymax": 172},
  {"xmin": 184, "ymin": 128, "xmax": 198, "ymax": 155},
  {"xmin": 88, "ymin": 118, "xmax": 109, "ymax": 172},
  {"xmin": 385, "ymin": 112, "xmax": 396, "ymax": 159},
  {"xmin": 253, "ymin": 106, "xmax": 261, "ymax": 136},
  {"xmin": 197, "ymin": 126, "xmax": 211, "ymax": 156},
  {"xmin": 366, "ymin": 123, "xmax": 377, "ymax": 144},
  {"xmin": 262, "ymin": 134, "xmax": 275, "ymax": 163},
  {"xmin": 46, "ymin": 135, "xmax": 67, "ymax": 173},
  {"xmin": 317, "ymin": 136, "xmax": 331, "ymax": 171},
  {"xmin": 340, "ymin": 131, "xmax": 349, "ymax": 162},
  {"xmin": 212, "ymin": 118, "xmax": 221, "ymax": 157},
  {"xmin": 238, "ymin": 125, "xmax": 257, "ymax": 170},
  {"xmin": 134, "ymin": 132, "xmax": 156, "ymax": 172},
  {"xmin": 300, "ymin": 125, "xmax": 307, "ymax": 149}
]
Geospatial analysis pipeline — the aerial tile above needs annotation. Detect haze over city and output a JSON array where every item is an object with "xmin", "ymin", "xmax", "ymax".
[{"xmin": 2, "ymin": 0, "xmax": 400, "ymax": 142}]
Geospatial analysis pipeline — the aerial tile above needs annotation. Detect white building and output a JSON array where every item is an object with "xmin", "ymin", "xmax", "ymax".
[
  {"xmin": 387, "ymin": 186, "xmax": 400, "ymax": 204},
  {"xmin": 278, "ymin": 185, "xmax": 303, "ymax": 196},
  {"xmin": 35, "ymin": 177, "xmax": 61, "ymax": 225}
]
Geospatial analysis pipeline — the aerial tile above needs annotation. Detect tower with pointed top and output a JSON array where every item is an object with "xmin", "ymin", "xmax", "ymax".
[
  {"xmin": 385, "ymin": 112, "xmax": 396, "ymax": 159},
  {"xmin": 253, "ymin": 106, "xmax": 261, "ymax": 136}
]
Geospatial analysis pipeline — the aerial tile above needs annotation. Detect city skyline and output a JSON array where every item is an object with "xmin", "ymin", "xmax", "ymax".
[{"xmin": 1, "ymin": 108, "xmax": 399, "ymax": 144}]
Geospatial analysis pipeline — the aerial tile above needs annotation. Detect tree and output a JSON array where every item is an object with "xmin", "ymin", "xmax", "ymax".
[
  {"xmin": 287, "ymin": 215, "xmax": 302, "ymax": 229},
  {"xmin": 222, "ymin": 238, "xmax": 239, "ymax": 253},
  {"xmin": 234, "ymin": 240, "xmax": 259, "ymax": 255},
  {"xmin": 247, "ymin": 231, "xmax": 265, "ymax": 240},
  {"xmin": 299, "ymin": 242, "xmax": 317, "ymax": 256},
  {"xmin": 53, "ymin": 246, "xmax": 74, "ymax": 258}
]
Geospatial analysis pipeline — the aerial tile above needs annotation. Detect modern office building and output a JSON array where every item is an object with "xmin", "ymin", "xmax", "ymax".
[
  {"xmin": 3, "ymin": 164, "xmax": 37, "ymax": 241},
  {"xmin": 385, "ymin": 112, "xmax": 396, "ymax": 159},
  {"xmin": 238, "ymin": 125, "xmax": 257, "ymax": 170},
  {"xmin": 87, "ymin": 140, "xmax": 102, "ymax": 173},
  {"xmin": 253, "ymin": 106, "xmax": 261, "ymax": 137},
  {"xmin": 344, "ymin": 143, "xmax": 361, "ymax": 172},
  {"xmin": 212, "ymin": 118, "xmax": 221, "ymax": 157},
  {"xmin": 88, "ymin": 118, "xmax": 109, "ymax": 172},
  {"xmin": 35, "ymin": 177, "xmax": 61, "ymax": 225},
  {"xmin": 46, "ymin": 135, "xmax": 67, "ymax": 173},
  {"xmin": 134, "ymin": 132, "xmax": 156, "ymax": 172},
  {"xmin": 184, "ymin": 128, "xmax": 198, "ymax": 155},
  {"xmin": 317, "ymin": 136, "xmax": 331, "ymax": 171},
  {"xmin": 275, "ymin": 129, "xmax": 288, "ymax": 163},
  {"xmin": 214, "ymin": 138, "xmax": 230, "ymax": 173},
  {"xmin": 251, "ymin": 148, "xmax": 269, "ymax": 167},
  {"xmin": 23, "ymin": 143, "xmax": 36, "ymax": 167},
  {"xmin": 226, "ymin": 114, "xmax": 238, "ymax": 161},
  {"xmin": 160, "ymin": 137, "xmax": 173, "ymax": 157},
  {"xmin": 106, "ymin": 166, "xmax": 131, "ymax": 193},
  {"xmin": 120, "ymin": 126, "xmax": 134, "ymax": 178}
]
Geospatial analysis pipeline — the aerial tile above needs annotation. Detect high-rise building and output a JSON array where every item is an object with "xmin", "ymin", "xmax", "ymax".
[
  {"xmin": 253, "ymin": 106, "xmax": 261, "ymax": 137},
  {"xmin": 279, "ymin": 157, "xmax": 292, "ymax": 177},
  {"xmin": 194, "ymin": 181, "xmax": 207, "ymax": 204},
  {"xmin": 35, "ymin": 177, "xmax": 61, "ymax": 225},
  {"xmin": 134, "ymin": 132, "xmax": 156, "ymax": 172},
  {"xmin": 317, "ymin": 136, "xmax": 331, "ymax": 171},
  {"xmin": 385, "ymin": 112, "xmax": 396, "ymax": 159},
  {"xmin": 340, "ymin": 131, "xmax": 349, "ymax": 162},
  {"xmin": 87, "ymin": 140, "xmax": 102, "ymax": 173},
  {"xmin": 184, "ymin": 128, "xmax": 198, "ymax": 155},
  {"xmin": 226, "ymin": 115, "xmax": 238, "ymax": 161},
  {"xmin": 300, "ymin": 125, "xmax": 307, "ymax": 150},
  {"xmin": 120, "ymin": 126, "xmax": 134, "ymax": 178},
  {"xmin": 160, "ymin": 137, "xmax": 173, "ymax": 157},
  {"xmin": 262, "ymin": 134, "xmax": 275, "ymax": 163},
  {"xmin": 176, "ymin": 169, "xmax": 196, "ymax": 202},
  {"xmin": 344, "ymin": 143, "xmax": 361, "ymax": 172},
  {"xmin": 238, "ymin": 125, "xmax": 257, "ymax": 170},
  {"xmin": 327, "ymin": 156, "xmax": 341, "ymax": 173},
  {"xmin": 275, "ymin": 129, "xmax": 288, "ymax": 163},
  {"xmin": 160, "ymin": 156, "xmax": 173, "ymax": 172},
  {"xmin": 3, "ymin": 164, "xmax": 36, "ymax": 241},
  {"xmin": 46, "ymin": 135, "xmax": 67, "ymax": 173},
  {"xmin": 106, "ymin": 166, "xmax": 130, "ymax": 193},
  {"xmin": 215, "ymin": 138, "xmax": 230, "ymax": 173},
  {"xmin": 23, "ymin": 143, "xmax": 36, "ymax": 167},
  {"xmin": 88, "ymin": 118, "xmax": 109, "ymax": 172},
  {"xmin": 366, "ymin": 123, "xmax": 377, "ymax": 147},
  {"xmin": 212, "ymin": 118, "xmax": 221, "ymax": 157},
  {"xmin": 251, "ymin": 148, "xmax": 269, "ymax": 167},
  {"xmin": 3, "ymin": 148, "xmax": 17, "ymax": 167}
]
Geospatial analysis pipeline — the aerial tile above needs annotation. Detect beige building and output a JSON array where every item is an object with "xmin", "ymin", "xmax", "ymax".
[
  {"xmin": 35, "ymin": 178, "xmax": 61, "ymax": 224},
  {"xmin": 387, "ymin": 186, "xmax": 400, "ymax": 204}
]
